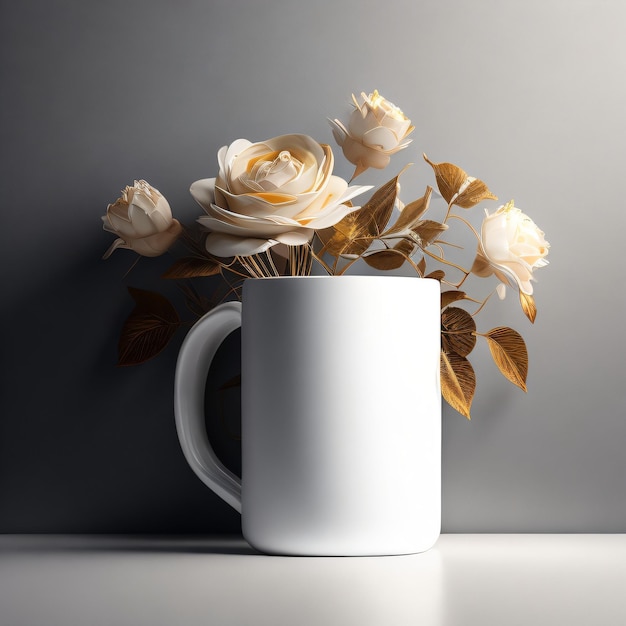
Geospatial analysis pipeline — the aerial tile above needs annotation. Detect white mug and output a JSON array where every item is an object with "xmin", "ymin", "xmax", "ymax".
[{"xmin": 174, "ymin": 275, "xmax": 441, "ymax": 555}]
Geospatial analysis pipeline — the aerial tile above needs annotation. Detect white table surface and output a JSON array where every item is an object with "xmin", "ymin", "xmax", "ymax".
[{"xmin": 1, "ymin": 534, "xmax": 624, "ymax": 626}]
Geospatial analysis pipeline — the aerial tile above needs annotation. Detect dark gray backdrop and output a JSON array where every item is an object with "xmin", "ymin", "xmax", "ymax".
[{"xmin": 1, "ymin": 0, "xmax": 625, "ymax": 533}]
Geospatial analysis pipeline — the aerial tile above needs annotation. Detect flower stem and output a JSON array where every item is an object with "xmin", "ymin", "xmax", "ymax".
[
  {"xmin": 422, "ymin": 246, "xmax": 470, "ymax": 276},
  {"xmin": 470, "ymin": 291, "xmax": 494, "ymax": 317},
  {"xmin": 122, "ymin": 255, "xmax": 141, "ymax": 280},
  {"xmin": 406, "ymin": 254, "xmax": 424, "ymax": 277},
  {"xmin": 264, "ymin": 250, "xmax": 280, "ymax": 277},
  {"xmin": 310, "ymin": 246, "xmax": 334, "ymax": 275},
  {"xmin": 443, "ymin": 197, "xmax": 457, "ymax": 223},
  {"xmin": 447, "ymin": 213, "xmax": 482, "ymax": 245},
  {"xmin": 336, "ymin": 256, "xmax": 360, "ymax": 276}
]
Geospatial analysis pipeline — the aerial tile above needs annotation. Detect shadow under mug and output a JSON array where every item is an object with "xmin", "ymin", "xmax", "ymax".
[{"xmin": 174, "ymin": 275, "xmax": 441, "ymax": 556}]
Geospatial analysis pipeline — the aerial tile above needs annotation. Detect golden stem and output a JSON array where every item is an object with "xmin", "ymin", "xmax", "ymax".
[
  {"xmin": 264, "ymin": 250, "xmax": 280, "ymax": 277},
  {"xmin": 422, "ymin": 247, "xmax": 470, "ymax": 275},
  {"xmin": 294, "ymin": 245, "xmax": 301, "ymax": 275},
  {"xmin": 470, "ymin": 291, "xmax": 494, "ymax": 317},
  {"xmin": 298, "ymin": 245, "xmax": 306, "ymax": 275},
  {"xmin": 336, "ymin": 256, "xmax": 360, "ymax": 276},
  {"xmin": 406, "ymin": 255, "xmax": 424, "ymax": 277},
  {"xmin": 302, "ymin": 244, "xmax": 313, "ymax": 275},
  {"xmin": 122, "ymin": 255, "xmax": 142, "ymax": 280},
  {"xmin": 288, "ymin": 245, "xmax": 295, "ymax": 276},
  {"xmin": 238, "ymin": 255, "xmax": 260, "ymax": 278},
  {"xmin": 252, "ymin": 254, "xmax": 270, "ymax": 277},
  {"xmin": 234, "ymin": 256, "xmax": 250, "ymax": 277},
  {"xmin": 217, "ymin": 270, "xmax": 244, "ymax": 302},
  {"xmin": 448, "ymin": 213, "xmax": 482, "ymax": 245},
  {"xmin": 453, "ymin": 272, "xmax": 472, "ymax": 289},
  {"xmin": 223, "ymin": 264, "xmax": 249, "ymax": 280},
  {"xmin": 443, "ymin": 196, "xmax": 457, "ymax": 223},
  {"xmin": 310, "ymin": 247, "xmax": 334, "ymax": 275}
]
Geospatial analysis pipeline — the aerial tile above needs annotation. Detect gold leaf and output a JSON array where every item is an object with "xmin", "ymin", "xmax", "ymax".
[
  {"xmin": 483, "ymin": 326, "xmax": 528, "ymax": 391},
  {"xmin": 416, "ymin": 256, "xmax": 426, "ymax": 276},
  {"xmin": 316, "ymin": 213, "xmax": 362, "ymax": 257},
  {"xmin": 383, "ymin": 186, "xmax": 433, "ymax": 236},
  {"xmin": 440, "ymin": 350, "xmax": 476, "ymax": 420},
  {"xmin": 426, "ymin": 269, "xmax": 445, "ymax": 281},
  {"xmin": 441, "ymin": 306, "xmax": 477, "ymax": 356},
  {"xmin": 363, "ymin": 249, "xmax": 407, "ymax": 271},
  {"xmin": 118, "ymin": 288, "xmax": 181, "ymax": 366},
  {"xmin": 162, "ymin": 256, "xmax": 222, "ymax": 279},
  {"xmin": 320, "ymin": 177, "xmax": 398, "ymax": 257},
  {"xmin": 519, "ymin": 291, "xmax": 537, "ymax": 324},
  {"xmin": 351, "ymin": 174, "xmax": 398, "ymax": 239},
  {"xmin": 424, "ymin": 155, "xmax": 467, "ymax": 205},
  {"xmin": 441, "ymin": 290, "xmax": 467, "ymax": 309},
  {"xmin": 456, "ymin": 178, "xmax": 497, "ymax": 209},
  {"xmin": 394, "ymin": 238, "xmax": 418, "ymax": 257},
  {"xmin": 413, "ymin": 219, "xmax": 448, "ymax": 246},
  {"xmin": 178, "ymin": 282, "xmax": 215, "ymax": 318},
  {"xmin": 470, "ymin": 249, "xmax": 493, "ymax": 278},
  {"xmin": 423, "ymin": 154, "xmax": 496, "ymax": 208}
]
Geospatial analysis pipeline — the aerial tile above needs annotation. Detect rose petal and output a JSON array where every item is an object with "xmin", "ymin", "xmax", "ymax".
[
  {"xmin": 305, "ymin": 182, "xmax": 371, "ymax": 227},
  {"xmin": 218, "ymin": 185, "xmax": 298, "ymax": 210},
  {"xmin": 298, "ymin": 181, "xmax": 372, "ymax": 228},
  {"xmin": 127, "ymin": 219, "xmax": 183, "ymax": 257},
  {"xmin": 262, "ymin": 214, "xmax": 301, "ymax": 226},
  {"xmin": 128, "ymin": 188, "xmax": 156, "ymax": 213},
  {"xmin": 305, "ymin": 200, "xmax": 360, "ymax": 229},
  {"xmin": 221, "ymin": 139, "xmax": 252, "ymax": 181},
  {"xmin": 228, "ymin": 135, "xmax": 325, "ymax": 197},
  {"xmin": 339, "ymin": 136, "xmax": 392, "ymax": 171},
  {"xmin": 121, "ymin": 208, "xmax": 157, "ymax": 238},
  {"xmin": 107, "ymin": 203, "xmax": 157, "ymax": 239},
  {"xmin": 220, "ymin": 186, "xmax": 326, "ymax": 220},
  {"xmin": 491, "ymin": 259, "xmax": 534, "ymax": 295},
  {"xmin": 128, "ymin": 200, "xmax": 171, "ymax": 237},
  {"xmin": 290, "ymin": 174, "xmax": 347, "ymax": 221},
  {"xmin": 274, "ymin": 230, "xmax": 314, "ymax": 246},
  {"xmin": 361, "ymin": 126, "xmax": 404, "ymax": 151},
  {"xmin": 379, "ymin": 114, "xmax": 412, "ymax": 139},
  {"xmin": 348, "ymin": 109, "xmax": 380, "ymax": 137},
  {"xmin": 190, "ymin": 178, "xmax": 217, "ymax": 213},
  {"xmin": 102, "ymin": 237, "xmax": 128, "ymax": 260},
  {"xmin": 198, "ymin": 213, "xmax": 297, "ymax": 239},
  {"xmin": 481, "ymin": 213, "xmax": 511, "ymax": 260},
  {"xmin": 328, "ymin": 119, "xmax": 348, "ymax": 145},
  {"xmin": 205, "ymin": 232, "xmax": 277, "ymax": 257}
]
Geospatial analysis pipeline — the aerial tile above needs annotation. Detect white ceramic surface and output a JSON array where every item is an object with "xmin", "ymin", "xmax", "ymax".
[{"xmin": 174, "ymin": 276, "xmax": 441, "ymax": 555}]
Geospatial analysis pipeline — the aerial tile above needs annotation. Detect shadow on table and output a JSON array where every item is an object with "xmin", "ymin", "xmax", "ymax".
[{"xmin": 0, "ymin": 535, "xmax": 259, "ymax": 555}]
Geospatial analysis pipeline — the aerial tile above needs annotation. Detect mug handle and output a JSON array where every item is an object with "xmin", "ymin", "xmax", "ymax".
[{"xmin": 174, "ymin": 301, "xmax": 243, "ymax": 512}]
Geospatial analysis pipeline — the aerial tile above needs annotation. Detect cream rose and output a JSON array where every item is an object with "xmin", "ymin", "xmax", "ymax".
[
  {"xmin": 191, "ymin": 134, "xmax": 370, "ymax": 257},
  {"xmin": 473, "ymin": 201, "xmax": 549, "ymax": 296},
  {"xmin": 102, "ymin": 180, "xmax": 182, "ymax": 259},
  {"xmin": 329, "ymin": 90, "xmax": 414, "ymax": 179}
]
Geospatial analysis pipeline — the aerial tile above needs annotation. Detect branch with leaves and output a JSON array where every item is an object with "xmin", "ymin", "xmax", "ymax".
[{"xmin": 102, "ymin": 90, "xmax": 550, "ymax": 420}]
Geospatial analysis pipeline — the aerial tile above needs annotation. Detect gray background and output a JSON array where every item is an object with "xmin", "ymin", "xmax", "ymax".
[{"xmin": 1, "ymin": 0, "xmax": 624, "ymax": 533}]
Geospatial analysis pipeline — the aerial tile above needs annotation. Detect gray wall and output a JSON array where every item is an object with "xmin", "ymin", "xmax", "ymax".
[{"xmin": 1, "ymin": 0, "xmax": 624, "ymax": 533}]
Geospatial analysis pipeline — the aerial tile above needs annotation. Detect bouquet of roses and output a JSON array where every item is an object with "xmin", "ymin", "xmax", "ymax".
[{"xmin": 101, "ymin": 90, "xmax": 549, "ymax": 419}]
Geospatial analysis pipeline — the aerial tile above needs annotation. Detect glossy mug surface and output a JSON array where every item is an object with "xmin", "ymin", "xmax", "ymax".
[{"xmin": 174, "ymin": 276, "xmax": 441, "ymax": 556}]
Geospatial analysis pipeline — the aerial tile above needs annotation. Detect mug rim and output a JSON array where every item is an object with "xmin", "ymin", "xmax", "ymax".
[{"xmin": 245, "ymin": 275, "xmax": 439, "ymax": 282}]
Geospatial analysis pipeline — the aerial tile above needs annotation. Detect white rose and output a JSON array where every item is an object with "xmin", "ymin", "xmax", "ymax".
[
  {"xmin": 102, "ymin": 180, "xmax": 182, "ymax": 259},
  {"xmin": 473, "ymin": 201, "xmax": 549, "ymax": 296},
  {"xmin": 329, "ymin": 90, "xmax": 414, "ymax": 179},
  {"xmin": 191, "ymin": 134, "xmax": 370, "ymax": 257}
]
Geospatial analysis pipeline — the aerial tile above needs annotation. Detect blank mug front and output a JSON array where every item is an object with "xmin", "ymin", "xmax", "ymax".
[{"xmin": 240, "ymin": 276, "xmax": 441, "ymax": 556}]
